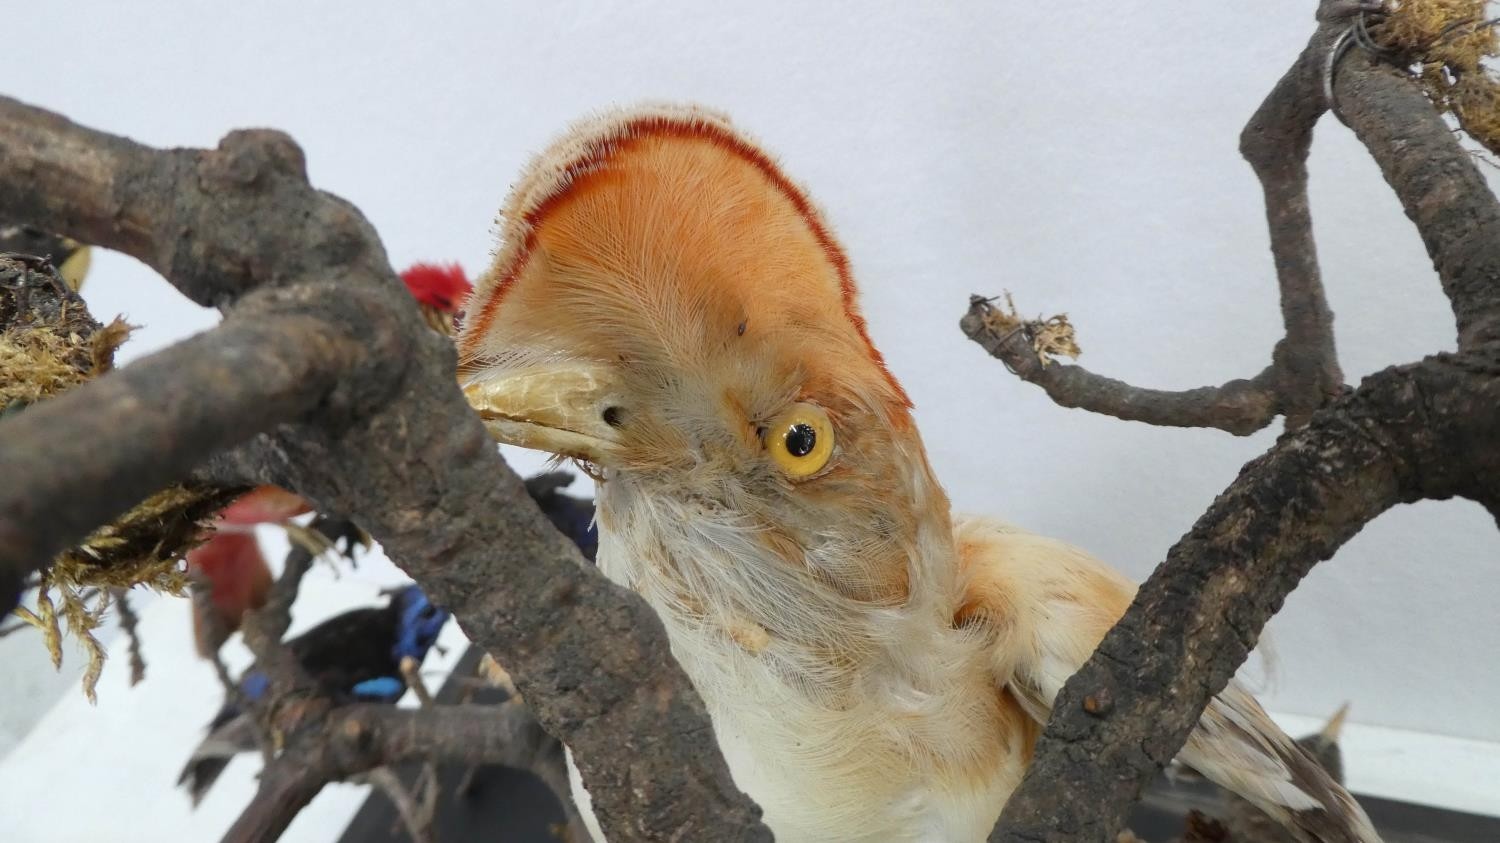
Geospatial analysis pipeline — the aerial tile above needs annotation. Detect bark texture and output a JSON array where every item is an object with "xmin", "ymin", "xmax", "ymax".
[
  {"xmin": 980, "ymin": 4, "xmax": 1500, "ymax": 840},
  {"xmin": 0, "ymin": 96, "xmax": 768, "ymax": 842}
]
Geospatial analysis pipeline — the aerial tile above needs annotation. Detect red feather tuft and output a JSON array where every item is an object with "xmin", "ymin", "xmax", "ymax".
[{"xmin": 400, "ymin": 262, "xmax": 472, "ymax": 314}]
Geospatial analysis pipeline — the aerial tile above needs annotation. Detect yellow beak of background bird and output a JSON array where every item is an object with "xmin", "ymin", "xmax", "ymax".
[{"xmin": 454, "ymin": 104, "xmax": 1381, "ymax": 843}]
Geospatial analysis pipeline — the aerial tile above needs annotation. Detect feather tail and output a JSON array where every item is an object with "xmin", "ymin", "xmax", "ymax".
[{"xmin": 1182, "ymin": 683, "xmax": 1381, "ymax": 843}]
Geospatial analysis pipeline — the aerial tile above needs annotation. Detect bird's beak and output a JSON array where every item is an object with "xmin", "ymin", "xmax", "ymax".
[
  {"xmin": 463, "ymin": 364, "xmax": 623, "ymax": 465},
  {"xmin": 57, "ymin": 243, "xmax": 91, "ymax": 292}
]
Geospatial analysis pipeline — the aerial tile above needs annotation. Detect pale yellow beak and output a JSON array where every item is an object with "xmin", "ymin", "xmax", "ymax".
[
  {"xmin": 463, "ymin": 364, "xmax": 623, "ymax": 465},
  {"xmin": 58, "ymin": 243, "xmax": 91, "ymax": 293}
]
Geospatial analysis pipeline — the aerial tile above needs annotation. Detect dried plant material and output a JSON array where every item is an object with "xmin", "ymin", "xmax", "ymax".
[
  {"xmin": 978, "ymin": 292, "xmax": 1081, "ymax": 367},
  {"xmin": 1372, "ymin": 1, "xmax": 1500, "ymax": 154},
  {"xmin": 112, "ymin": 587, "xmax": 148, "ymax": 686},
  {"xmin": 1, "ymin": 254, "xmax": 240, "ymax": 697},
  {"xmin": 24, "ymin": 480, "xmax": 238, "ymax": 699}
]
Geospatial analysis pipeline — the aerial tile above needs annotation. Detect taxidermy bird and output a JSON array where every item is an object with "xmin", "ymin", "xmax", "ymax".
[
  {"xmin": 456, "ymin": 105, "xmax": 1380, "ymax": 843},
  {"xmin": 189, "ymin": 262, "xmax": 474, "ymax": 655},
  {"xmin": 401, "ymin": 260, "xmax": 473, "ymax": 334},
  {"xmin": 187, "ymin": 486, "xmax": 309, "ymax": 657},
  {"xmin": 177, "ymin": 584, "xmax": 450, "ymax": 806},
  {"xmin": 0, "ymin": 224, "xmax": 91, "ymax": 291},
  {"xmin": 1219, "ymin": 705, "xmax": 1352, "ymax": 843}
]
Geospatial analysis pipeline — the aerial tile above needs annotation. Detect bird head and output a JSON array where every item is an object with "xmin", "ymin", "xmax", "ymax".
[
  {"xmin": 0, "ymin": 225, "xmax": 92, "ymax": 291},
  {"xmin": 401, "ymin": 261, "xmax": 472, "ymax": 334},
  {"xmin": 458, "ymin": 105, "xmax": 950, "ymax": 608},
  {"xmin": 390, "ymin": 585, "xmax": 450, "ymax": 662}
]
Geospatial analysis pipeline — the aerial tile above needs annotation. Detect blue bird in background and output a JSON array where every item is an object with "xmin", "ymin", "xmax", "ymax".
[
  {"xmin": 177, "ymin": 585, "xmax": 450, "ymax": 806},
  {"xmin": 176, "ymin": 471, "xmax": 595, "ymax": 807}
]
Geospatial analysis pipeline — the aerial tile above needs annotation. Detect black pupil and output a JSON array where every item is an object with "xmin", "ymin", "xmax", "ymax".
[{"xmin": 784, "ymin": 423, "xmax": 817, "ymax": 458}]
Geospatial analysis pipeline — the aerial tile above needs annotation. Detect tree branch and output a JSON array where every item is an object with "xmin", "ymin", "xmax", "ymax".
[
  {"xmin": 991, "ymin": 351, "xmax": 1500, "ymax": 842},
  {"xmin": 224, "ymin": 700, "xmax": 552, "ymax": 843},
  {"xmin": 1333, "ymin": 46, "xmax": 1500, "ymax": 349},
  {"xmin": 0, "ymin": 96, "xmax": 767, "ymax": 841},
  {"xmin": 363, "ymin": 767, "xmax": 437, "ymax": 843},
  {"xmin": 0, "ymin": 305, "xmax": 367, "ymax": 600},
  {"xmin": 964, "ymin": 16, "xmax": 1353, "ymax": 436},
  {"xmin": 234, "ymin": 514, "xmax": 329, "ymax": 708},
  {"xmin": 960, "ymin": 297, "xmax": 1281, "ymax": 435},
  {"xmin": 0, "ymin": 98, "xmax": 387, "ymax": 309},
  {"xmin": 989, "ymin": 3, "xmax": 1500, "ymax": 838},
  {"xmin": 1240, "ymin": 21, "xmax": 1347, "ymax": 428},
  {"xmin": 109, "ymin": 587, "xmax": 146, "ymax": 685}
]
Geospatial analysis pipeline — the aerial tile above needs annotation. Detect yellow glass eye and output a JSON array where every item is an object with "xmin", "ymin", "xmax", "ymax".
[{"xmin": 766, "ymin": 402, "xmax": 834, "ymax": 479}]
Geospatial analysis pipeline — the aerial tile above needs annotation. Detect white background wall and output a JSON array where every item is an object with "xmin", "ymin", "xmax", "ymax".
[{"xmin": 3, "ymin": 1, "xmax": 1498, "ymax": 838}]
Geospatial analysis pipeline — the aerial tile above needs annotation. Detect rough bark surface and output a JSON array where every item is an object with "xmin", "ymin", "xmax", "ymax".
[
  {"xmin": 981, "ymin": 4, "xmax": 1500, "ymax": 841},
  {"xmin": 3, "ymin": 1, "xmax": 1499, "ymax": 840},
  {"xmin": 0, "ymin": 96, "xmax": 768, "ymax": 842}
]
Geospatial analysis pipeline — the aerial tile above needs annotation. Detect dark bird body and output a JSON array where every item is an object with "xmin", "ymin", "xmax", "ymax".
[
  {"xmin": 524, "ymin": 471, "xmax": 598, "ymax": 562},
  {"xmin": 178, "ymin": 585, "xmax": 449, "ymax": 805},
  {"xmin": 177, "ymin": 472, "xmax": 594, "ymax": 806}
]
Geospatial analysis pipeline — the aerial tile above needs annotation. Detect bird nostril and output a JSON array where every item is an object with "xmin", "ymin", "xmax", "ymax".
[{"xmin": 602, "ymin": 406, "xmax": 625, "ymax": 428}]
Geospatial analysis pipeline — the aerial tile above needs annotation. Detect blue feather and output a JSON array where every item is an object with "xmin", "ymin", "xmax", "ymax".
[
  {"xmin": 350, "ymin": 676, "xmax": 406, "ymax": 702},
  {"xmin": 240, "ymin": 671, "xmax": 270, "ymax": 701},
  {"xmin": 390, "ymin": 585, "xmax": 451, "ymax": 662}
]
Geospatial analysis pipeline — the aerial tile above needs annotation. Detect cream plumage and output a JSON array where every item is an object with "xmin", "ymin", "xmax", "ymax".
[{"xmin": 456, "ymin": 104, "xmax": 1379, "ymax": 843}]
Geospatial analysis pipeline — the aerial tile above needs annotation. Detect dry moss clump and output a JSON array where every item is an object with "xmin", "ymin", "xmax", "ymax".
[
  {"xmin": 979, "ymin": 292, "xmax": 1081, "ymax": 367},
  {"xmin": 1372, "ymin": 1, "xmax": 1500, "ymax": 154},
  {"xmin": 2, "ymin": 253, "xmax": 239, "ymax": 699}
]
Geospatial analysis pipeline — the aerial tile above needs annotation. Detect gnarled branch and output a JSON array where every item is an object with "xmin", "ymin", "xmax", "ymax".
[
  {"xmin": 988, "ymin": 2, "xmax": 1500, "ymax": 839},
  {"xmin": 0, "ymin": 95, "xmax": 768, "ymax": 842},
  {"xmin": 990, "ymin": 351, "xmax": 1500, "ymax": 842},
  {"xmin": 217, "ymin": 521, "xmax": 568, "ymax": 843},
  {"xmin": 965, "ymin": 15, "xmax": 1351, "ymax": 436},
  {"xmin": 223, "ymin": 702, "xmax": 551, "ymax": 843},
  {"xmin": 1240, "ymin": 19, "xmax": 1347, "ymax": 427},
  {"xmin": 1333, "ymin": 49, "xmax": 1500, "ymax": 349}
]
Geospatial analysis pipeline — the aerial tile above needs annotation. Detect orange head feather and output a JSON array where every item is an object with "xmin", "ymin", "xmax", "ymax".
[
  {"xmin": 460, "ymin": 105, "xmax": 908, "ymax": 409},
  {"xmin": 459, "ymin": 104, "xmax": 947, "ymax": 604},
  {"xmin": 457, "ymin": 109, "xmax": 983, "ymax": 840}
]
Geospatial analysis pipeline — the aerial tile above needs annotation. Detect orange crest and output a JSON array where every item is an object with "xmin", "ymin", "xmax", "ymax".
[{"xmin": 457, "ymin": 104, "xmax": 910, "ymax": 414}]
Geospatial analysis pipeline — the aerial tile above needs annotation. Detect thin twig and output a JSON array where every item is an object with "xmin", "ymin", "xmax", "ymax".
[
  {"xmin": 109, "ymin": 587, "xmax": 146, "ymax": 686},
  {"xmin": 967, "ymin": 14, "xmax": 1354, "ymax": 435},
  {"xmin": 222, "ymin": 701, "xmax": 567, "ymax": 843},
  {"xmin": 401, "ymin": 656, "xmax": 436, "ymax": 707},
  {"xmin": 364, "ymin": 767, "xmax": 436, "ymax": 843},
  {"xmin": 235, "ymin": 521, "xmax": 324, "ymax": 705},
  {"xmin": 960, "ymin": 297, "xmax": 1281, "ymax": 435}
]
